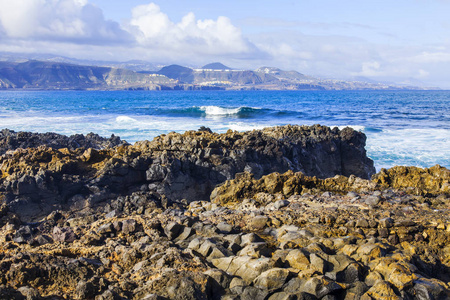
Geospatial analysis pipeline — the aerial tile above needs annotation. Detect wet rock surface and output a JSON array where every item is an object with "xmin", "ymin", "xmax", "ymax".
[{"xmin": 0, "ymin": 126, "xmax": 448, "ymax": 299}]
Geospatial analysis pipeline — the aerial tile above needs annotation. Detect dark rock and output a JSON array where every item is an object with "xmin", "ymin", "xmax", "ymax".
[
  {"xmin": 240, "ymin": 286, "xmax": 270, "ymax": 300},
  {"xmin": 52, "ymin": 226, "xmax": 76, "ymax": 243},
  {"xmin": 344, "ymin": 281, "xmax": 369, "ymax": 299},
  {"xmin": 295, "ymin": 292, "xmax": 317, "ymax": 300},
  {"xmin": 301, "ymin": 276, "xmax": 343, "ymax": 299},
  {"xmin": 13, "ymin": 225, "xmax": 33, "ymax": 244},
  {"xmin": 0, "ymin": 129, "xmax": 126, "ymax": 155},
  {"xmin": 365, "ymin": 195, "xmax": 381, "ymax": 206},
  {"xmin": 18, "ymin": 286, "xmax": 41, "ymax": 300},
  {"xmin": 122, "ymin": 219, "xmax": 138, "ymax": 234},
  {"xmin": 268, "ymin": 292, "xmax": 296, "ymax": 300},
  {"xmin": 379, "ymin": 217, "xmax": 394, "ymax": 228},
  {"xmin": 30, "ymin": 235, "xmax": 53, "ymax": 246},
  {"xmin": 414, "ymin": 279, "xmax": 450, "ymax": 300},
  {"xmin": 74, "ymin": 280, "xmax": 96, "ymax": 299},
  {"xmin": 164, "ymin": 222, "xmax": 184, "ymax": 240}
]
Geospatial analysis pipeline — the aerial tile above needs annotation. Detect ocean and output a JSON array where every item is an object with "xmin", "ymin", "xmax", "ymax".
[{"xmin": 0, "ymin": 90, "xmax": 449, "ymax": 171}]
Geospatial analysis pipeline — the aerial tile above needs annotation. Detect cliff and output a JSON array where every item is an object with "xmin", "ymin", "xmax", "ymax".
[
  {"xmin": 0, "ymin": 61, "xmax": 175, "ymax": 90},
  {"xmin": 0, "ymin": 125, "xmax": 374, "ymax": 222}
]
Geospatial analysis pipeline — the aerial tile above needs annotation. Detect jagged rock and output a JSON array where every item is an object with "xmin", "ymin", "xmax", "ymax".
[
  {"xmin": 0, "ymin": 129, "xmax": 126, "ymax": 155},
  {"xmin": 300, "ymin": 276, "xmax": 343, "ymax": 298},
  {"xmin": 217, "ymin": 222, "xmax": 233, "ymax": 233},
  {"xmin": 285, "ymin": 249, "xmax": 310, "ymax": 270},
  {"xmin": 268, "ymin": 292, "xmax": 296, "ymax": 300},
  {"xmin": 164, "ymin": 222, "xmax": 184, "ymax": 240},
  {"xmin": 210, "ymin": 171, "xmax": 377, "ymax": 206},
  {"xmin": 240, "ymin": 286, "xmax": 270, "ymax": 300},
  {"xmin": 379, "ymin": 217, "xmax": 394, "ymax": 228},
  {"xmin": 309, "ymin": 253, "xmax": 328, "ymax": 274},
  {"xmin": 18, "ymin": 286, "xmax": 41, "ymax": 300},
  {"xmin": 0, "ymin": 125, "xmax": 376, "ymax": 221},
  {"xmin": 361, "ymin": 280, "xmax": 401, "ymax": 300},
  {"xmin": 248, "ymin": 215, "xmax": 269, "ymax": 230},
  {"xmin": 52, "ymin": 226, "xmax": 76, "ymax": 243},
  {"xmin": 373, "ymin": 165, "xmax": 450, "ymax": 196},
  {"xmin": 253, "ymin": 268, "xmax": 291, "ymax": 290}
]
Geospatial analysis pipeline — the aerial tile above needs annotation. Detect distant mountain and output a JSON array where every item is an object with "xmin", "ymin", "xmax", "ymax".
[
  {"xmin": 0, "ymin": 52, "xmax": 162, "ymax": 72},
  {"xmin": 0, "ymin": 60, "xmax": 174, "ymax": 90},
  {"xmin": 201, "ymin": 62, "xmax": 231, "ymax": 70},
  {"xmin": 157, "ymin": 65, "xmax": 194, "ymax": 83},
  {"xmin": 0, "ymin": 57, "xmax": 435, "ymax": 91}
]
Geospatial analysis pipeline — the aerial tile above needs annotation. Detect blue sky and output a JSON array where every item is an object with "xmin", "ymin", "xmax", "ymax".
[{"xmin": 1, "ymin": 0, "xmax": 449, "ymax": 88}]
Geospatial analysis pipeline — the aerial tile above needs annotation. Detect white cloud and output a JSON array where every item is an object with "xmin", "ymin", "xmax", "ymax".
[
  {"xmin": 409, "ymin": 51, "xmax": 450, "ymax": 63},
  {"xmin": 0, "ymin": 1, "xmax": 261, "ymax": 62},
  {"xmin": 0, "ymin": 0, "xmax": 132, "ymax": 44},
  {"xmin": 127, "ymin": 3, "xmax": 256, "ymax": 57}
]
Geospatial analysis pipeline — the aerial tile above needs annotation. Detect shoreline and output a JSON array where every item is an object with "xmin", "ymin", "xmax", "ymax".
[{"xmin": 0, "ymin": 126, "xmax": 448, "ymax": 299}]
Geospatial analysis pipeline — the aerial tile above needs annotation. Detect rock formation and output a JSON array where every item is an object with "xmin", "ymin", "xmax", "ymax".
[
  {"xmin": 0, "ymin": 129, "xmax": 126, "ymax": 155},
  {"xmin": 0, "ymin": 126, "xmax": 448, "ymax": 299},
  {"xmin": 0, "ymin": 125, "xmax": 375, "ymax": 221}
]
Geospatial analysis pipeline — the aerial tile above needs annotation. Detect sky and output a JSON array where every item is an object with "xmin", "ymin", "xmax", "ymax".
[{"xmin": 0, "ymin": 0, "xmax": 449, "ymax": 88}]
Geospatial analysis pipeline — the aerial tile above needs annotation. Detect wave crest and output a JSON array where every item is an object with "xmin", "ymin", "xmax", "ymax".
[{"xmin": 154, "ymin": 106, "xmax": 271, "ymax": 118}]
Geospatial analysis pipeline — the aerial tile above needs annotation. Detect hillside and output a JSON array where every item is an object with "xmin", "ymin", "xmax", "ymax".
[
  {"xmin": 0, "ymin": 59, "xmax": 432, "ymax": 91},
  {"xmin": 0, "ymin": 61, "xmax": 175, "ymax": 90}
]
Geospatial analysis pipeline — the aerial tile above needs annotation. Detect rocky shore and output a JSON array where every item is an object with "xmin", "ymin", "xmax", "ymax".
[{"xmin": 0, "ymin": 126, "xmax": 448, "ymax": 299}]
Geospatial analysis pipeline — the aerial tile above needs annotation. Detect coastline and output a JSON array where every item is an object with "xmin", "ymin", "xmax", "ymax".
[{"xmin": 0, "ymin": 126, "xmax": 448, "ymax": 299}]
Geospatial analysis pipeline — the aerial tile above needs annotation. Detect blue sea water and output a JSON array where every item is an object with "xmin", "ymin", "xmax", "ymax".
[{"xmin": 0, "ymin": 90, "xmax": 449, "ymax": 171}]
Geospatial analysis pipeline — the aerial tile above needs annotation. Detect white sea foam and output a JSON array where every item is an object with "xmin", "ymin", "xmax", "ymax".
[
  {"xmin": 227, "ymin": 122, "xmax": 266, "ymax": 132},
  {"xmin": 337, "ymin": 125, "xmax": 366, "ymax": 132},
  {"xmin": 115, "ymin": 116, "xmax": 138, "ymax": 123},
  {"xmin": 199, "ymin": 106, "xmax": 241, "ymax": 116},
  {"xmin": 364, "ymin": 128, "xmax": 450, "ymax": 170},
  {"xmin": 2, "ymin": 111, "xmax": 449, "ymax": 171}
]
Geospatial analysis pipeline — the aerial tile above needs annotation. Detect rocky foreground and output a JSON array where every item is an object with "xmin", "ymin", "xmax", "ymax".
[{"xmin": 0, "ymin": 126, "xmax": 448, "ymax": 299}]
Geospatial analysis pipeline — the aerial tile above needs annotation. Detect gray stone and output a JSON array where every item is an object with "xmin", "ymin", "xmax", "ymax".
[
  {"xmin": 268, "ymin": 292, "xmax": 296, "ymax": 300},
  {"xmin": 217, "ymin": 222, "xmax": 233, "ymax": 233},
  {"xmin": 122, "ymin": 219, "xmax": 138, "ymax": 234},
  {"xmin": 355, "ymin": 218, "xmax": 369, "ymax": 228},
  {"xmin": 97, "ymin": 223, "xmax": 114, "ymax": 234},
  {"xmin": 52, "ymin": 227, "xmax": 76, "ymax": 243},
  {"xmin": 174, "ymin": 227, "xmax": 195, "ymax": 242},
  {"xmin": 241, "ymin": 233, "xmax": 264, "ymax": 246},
  {"xmin": 285, "ymin": 249, "xmax": 310, "ymax": 270},
  {"xmin": 365, "ymin": 195, "xmax": 381, "ymax": 206},
  {"xmin": 274, "ymin": 200, "xmax": 290, "ymax": 209},
  {"xmin": 204, "ymin": 269, "xmax": 232, "ymax": 290},
  {"xmin": 146, "ymin": 164, "xmax": 167, "ymax": 182},
  {"xmin": 164, "ymin": 222, "xmax": 184, "ymax": 240},
  {"xmin": 322, "ymin": 192, "xmax": 333, "ymax": 198},
  {"xmin": 238, "ymin": 242, "xmax": 271, "ymax": 258},
  {"xmin": 240, "ymin": 287, "xmax": 270, "ymax": 300},
  {"xmin": 301, "ymin": 276, "xmax": 343, "ymax": 298},
  {"xmin": 253, "ymin": 268, "xmax": 290, "ymax": 290},
  {"xmin": 310, "ymin": 253, "xmax": 328, "ymax": 274},
  {"xmin": 347, "ymin": 191, "xmax": 359, "ymax": 199},
  {"xmin": 414, "ymin": 279, "xmax": 449, "ymax": 300},
  {"xmin": 18, "ymin": 286, "xmax": 40, "ymax": 300},
  {"xmin": 74, "ymin": 280, "xmax": 95, "ymax": 300},
  {"xmin": 249, "ymin": 215, "xmax": 269, "ymax": 230}
]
